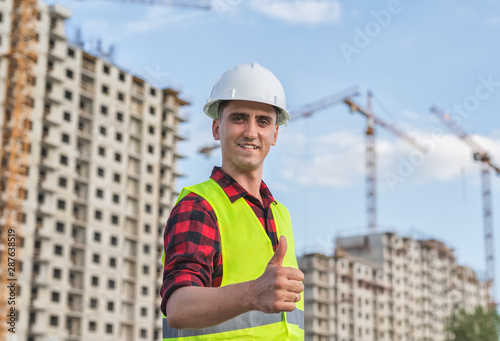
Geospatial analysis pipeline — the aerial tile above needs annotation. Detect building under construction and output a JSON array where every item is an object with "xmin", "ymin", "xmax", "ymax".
[
  {"xmin": 299, "ymin": 232, "xmax": 488, "ymax": 341},
  {"xmin": 0, "ymin": 1, "xmax": 188, "ymax": 340}
]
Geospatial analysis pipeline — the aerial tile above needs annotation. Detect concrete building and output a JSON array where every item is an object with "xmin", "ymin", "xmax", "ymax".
[
  {"xmin": 0, "ymin": 1, "xmax": 188, "ymax": 340},
  {"xmin": 299, "ymin": 232, "xmax": 488, "ymax": 341}
]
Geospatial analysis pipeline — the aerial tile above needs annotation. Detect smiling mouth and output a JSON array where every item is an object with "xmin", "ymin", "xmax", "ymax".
[{"xmin": 239, "ymin": 144, "xmax": 259, "ymax": 150}]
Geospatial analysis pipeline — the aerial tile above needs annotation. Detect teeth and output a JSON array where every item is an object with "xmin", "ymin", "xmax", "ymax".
[{"xmin": 240, "ymin": 144, "xmax": 258, "ymax": 149}]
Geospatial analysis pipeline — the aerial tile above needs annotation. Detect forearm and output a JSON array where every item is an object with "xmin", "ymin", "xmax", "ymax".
[
  {"xmin": 166, "ymin": 281, "xmax": 255, "ymax": 330},
  {"xmin": 164, "ymin": 236, "xmax": 304, "ymax": 330}
]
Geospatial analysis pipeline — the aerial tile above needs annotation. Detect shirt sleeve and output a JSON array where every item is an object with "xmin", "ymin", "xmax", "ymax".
[{"xmin": 160, "ymin": 193, "xmax": 220, "ymax": 316}]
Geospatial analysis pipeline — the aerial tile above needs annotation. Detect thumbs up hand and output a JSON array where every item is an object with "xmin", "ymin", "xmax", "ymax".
[
  {"xmin": 268, "ymin": 235, "xmax": 288, "ymax": 267},
  {"xmin": 248, "ymin": 236, "xmax": 305, "ymax": 313}
]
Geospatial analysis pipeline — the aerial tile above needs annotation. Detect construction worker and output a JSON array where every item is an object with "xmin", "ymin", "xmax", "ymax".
[{"xmin": 160, "ymin": 63, "xmax": 304, "ymax": 340}]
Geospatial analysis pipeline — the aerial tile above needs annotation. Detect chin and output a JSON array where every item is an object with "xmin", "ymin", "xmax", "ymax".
[{"xmin": 235, "ymin": 161, "xmax": 260, "ymax": 172}]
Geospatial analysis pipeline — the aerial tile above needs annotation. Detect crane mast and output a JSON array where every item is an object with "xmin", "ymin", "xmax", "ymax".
[
  {"xmin": 430, "ymin": 105, "xmax": 499, "ymax": 306},
  {"xmin": 365, "ymin": 92, "xmax": 376, "ymax": 232},
  {"xmin": 343, "ymin": 95, "xmax": 425, "ymax": 232},
  {"xmin": 481, "ymin": 161, "xmax": 495, "ymax": 304}
]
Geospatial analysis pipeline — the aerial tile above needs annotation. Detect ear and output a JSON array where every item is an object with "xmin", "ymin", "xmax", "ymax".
[
  {"xmin": 212, "ymin": 119, "xmax": 221, "ymax": 141},
  {"xmin": 271, "ymin": 125, "xmax": 279, "ymax": 146}
]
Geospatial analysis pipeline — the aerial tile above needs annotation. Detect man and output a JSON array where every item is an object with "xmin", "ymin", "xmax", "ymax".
[{"xmin": 161, "ymin": 63, "xmax": 304, "ymax": 340}]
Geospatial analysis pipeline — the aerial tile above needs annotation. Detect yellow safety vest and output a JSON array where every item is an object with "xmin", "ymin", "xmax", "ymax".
[{"xmin": 162, "ymin": 178, "xmax": 304, "ymax": 340}]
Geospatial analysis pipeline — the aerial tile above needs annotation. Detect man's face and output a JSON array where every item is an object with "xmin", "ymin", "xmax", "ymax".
[{"xmin": 212, "ymin": 100, "xmax": 279, "ymax": 175}]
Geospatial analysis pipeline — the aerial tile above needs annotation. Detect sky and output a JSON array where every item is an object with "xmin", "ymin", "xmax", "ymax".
[{"xmin": 47, "ymin": 0, "xmax": 500, "ymax": 296}]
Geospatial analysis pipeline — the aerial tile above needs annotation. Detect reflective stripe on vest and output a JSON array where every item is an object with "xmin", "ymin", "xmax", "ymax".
[
  {"xmin": 163, "ymin": 310, "xmax": 304, "ymax": 338},
  {"xmin": 286, "ymin": 310, "xmax": 305, "ymax": 330},
  {"xmin": 163, "ymin": 179, "xmax": 304, "ymax": 340}
]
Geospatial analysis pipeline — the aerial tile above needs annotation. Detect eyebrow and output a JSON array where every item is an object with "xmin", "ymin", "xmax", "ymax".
[{"xmin": 228, "ymin": 112, "xmax": 274, "ymax": 120}]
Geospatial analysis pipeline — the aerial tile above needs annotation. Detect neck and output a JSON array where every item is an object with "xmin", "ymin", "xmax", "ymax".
[{"xmin": 221, "ymin": 165, "xmax": 263, "ymax": 202}]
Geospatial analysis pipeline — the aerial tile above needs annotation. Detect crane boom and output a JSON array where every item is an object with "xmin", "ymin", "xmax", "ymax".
[
  {"xmin": 430, "ymin": 105, "xmax": 498, "ymax": 306},
  {"xmin": 289, "ymin": 86, "xmax": 359, "ymax": 120},
  {"xmin": 344, "ymin": 98, "xmax": 426, "ymax": 152},
  {"xmin": 78, "ymin": 0, "xmax": 211, "ymax": 9},
  {"xmin": 430, "ymin": 106, "xmax": 500, "ymax": 174}
]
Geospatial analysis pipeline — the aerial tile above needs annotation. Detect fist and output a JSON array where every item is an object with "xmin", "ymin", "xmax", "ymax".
[{"xmin": 250, "ymin": 236, "xmax": 304, "ymax": 313}]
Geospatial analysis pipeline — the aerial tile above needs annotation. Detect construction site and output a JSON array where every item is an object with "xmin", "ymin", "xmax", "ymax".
[
  {"xmin": 1, "ymin": 0, "xmax": 499, "ymax": 341},
  {"xmin": 299, "ymin": 233, "xmax": 488, "ymax": 341},
  {"xmin": 0, "ymin": 0, "xmax": 189, "ymax": 340}
]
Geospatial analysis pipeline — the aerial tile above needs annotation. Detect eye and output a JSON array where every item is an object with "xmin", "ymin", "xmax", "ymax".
[{"xmin": 231, "ymin": 116, "xmax": 244, "ymax": 123}]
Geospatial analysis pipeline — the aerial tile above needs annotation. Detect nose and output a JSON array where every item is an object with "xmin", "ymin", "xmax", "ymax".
[{"xmin": 243, "ymin": 120, "xmax": 258, "ymax": 140}]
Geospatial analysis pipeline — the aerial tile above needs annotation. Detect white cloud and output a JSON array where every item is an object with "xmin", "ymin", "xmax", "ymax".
[
  {"xmin": 376, "ymin": 132, "xmax": 500, "ymax": 191},
  {"xmin": 275, "ymin": 129, "xmax": 500, "ymax": 190},
  {"xmin": 250, "ymin": 0, "xmax": 342, "ymax": 25},
  {"xmin": 278, "ymin": 130, "xmax": 364, "ymax": 187}
]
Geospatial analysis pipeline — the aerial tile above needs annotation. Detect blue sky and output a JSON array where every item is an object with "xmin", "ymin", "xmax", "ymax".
[{"xmin": 51, "ymin": 0, "xmax": 500, "ymax": 295}]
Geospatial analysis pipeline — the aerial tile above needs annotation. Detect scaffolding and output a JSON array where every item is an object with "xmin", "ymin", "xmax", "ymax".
[{"xmin": 0, "ymin": 0, "xmax": 38, "ymax": 338}]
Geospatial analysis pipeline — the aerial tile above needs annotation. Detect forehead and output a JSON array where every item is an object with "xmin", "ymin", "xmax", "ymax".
[{"xmin": 222, "ymin": 100, "xmax": 276, "ymax": 117}]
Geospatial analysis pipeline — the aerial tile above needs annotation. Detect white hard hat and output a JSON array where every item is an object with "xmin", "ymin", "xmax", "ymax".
[{"xmin": 203, "ymin": 63, "xmax": 289, "ymax": 126}]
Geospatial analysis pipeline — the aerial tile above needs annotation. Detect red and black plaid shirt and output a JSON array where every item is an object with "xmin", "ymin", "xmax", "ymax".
[{"xmin": 160, "ymin": 167, "xmax": 279, "ymax": 315}]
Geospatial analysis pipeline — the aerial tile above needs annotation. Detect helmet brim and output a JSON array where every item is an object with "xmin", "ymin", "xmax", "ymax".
[{"xmin": 203, "ymin": 99, "xmax": 289, "ymax": 126}]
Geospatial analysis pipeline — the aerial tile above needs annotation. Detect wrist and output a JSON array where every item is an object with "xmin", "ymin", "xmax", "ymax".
[{"xmin": 240, "ymin": 280, "xmax": 257, "ymax": 312}]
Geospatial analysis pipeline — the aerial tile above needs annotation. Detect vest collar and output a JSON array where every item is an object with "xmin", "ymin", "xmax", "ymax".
[{"xmin": 210, "ymin": 166, "xmax": 277, "ymax": 206}]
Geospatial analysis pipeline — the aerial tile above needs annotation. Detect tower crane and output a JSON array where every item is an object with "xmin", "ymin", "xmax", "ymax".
[
  {"xmin": 430, "ymin": 105, "xmax": 500, "ymax": 306},
  {"xmin": 343, "ymin": 94, "xmax": 426, "ymax": 232},
  {"xmin": 199, "ymin": 86, "xmax": 360, "ymax": 157}
]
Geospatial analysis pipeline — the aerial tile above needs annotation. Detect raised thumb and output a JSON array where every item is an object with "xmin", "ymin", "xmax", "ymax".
[{"xmin": 268, "ymin": 235, "xmax": 287, "ymax": 266}]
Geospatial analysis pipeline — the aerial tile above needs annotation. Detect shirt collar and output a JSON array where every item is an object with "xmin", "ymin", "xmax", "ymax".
[{"xmin": 210, "ymin": 166, "xmax": 276, "ymax": 206}]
